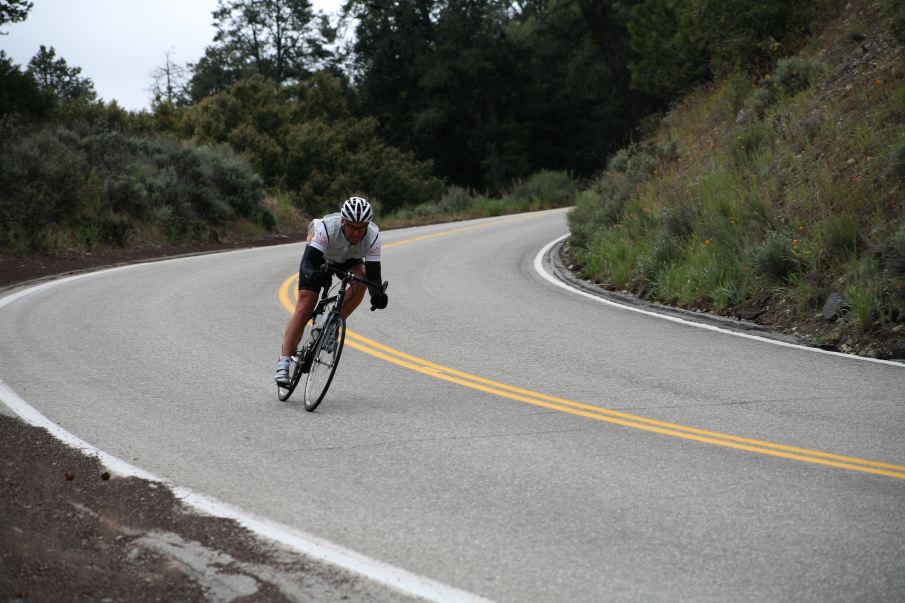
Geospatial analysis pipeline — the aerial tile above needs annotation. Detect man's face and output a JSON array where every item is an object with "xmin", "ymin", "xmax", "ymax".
[{"xmin": 341, "ymin": 219, "xmax": 368, "ymax": 244}]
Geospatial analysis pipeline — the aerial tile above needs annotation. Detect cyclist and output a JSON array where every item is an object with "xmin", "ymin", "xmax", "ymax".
[{"xmin": 275, "ymin": 196, "xmax": 389, "ymax": 385}]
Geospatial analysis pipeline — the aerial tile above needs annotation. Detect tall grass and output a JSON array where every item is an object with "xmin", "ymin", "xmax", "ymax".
[{"xmin": 567, "ymin": 0, "xmax": 905, "ymax": 348}]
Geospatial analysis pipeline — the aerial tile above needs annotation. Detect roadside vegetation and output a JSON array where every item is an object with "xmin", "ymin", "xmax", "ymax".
[{"xmin": 567, "ymin": 0, "xmax": 905, "ymax": 356}]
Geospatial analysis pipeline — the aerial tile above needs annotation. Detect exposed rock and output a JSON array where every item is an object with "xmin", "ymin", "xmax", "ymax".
[
  {"xmin": 891, "ymin": 339, "xmax": 905, "ymax": 359},
  {"xmin": 822, "ymin": 292, "xmax": 846, "ymax": 321}
]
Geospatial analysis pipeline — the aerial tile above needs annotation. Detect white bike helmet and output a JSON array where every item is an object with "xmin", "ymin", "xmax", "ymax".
[{"xmin": 341, "ymin": 196, "xmax": 373, "ymax": 223}]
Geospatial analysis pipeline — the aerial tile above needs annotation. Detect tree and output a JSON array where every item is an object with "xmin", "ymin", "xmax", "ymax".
[
  {"xmin": 0, "ymin": 0, "xmax": 32, "ymax": 34},
  {"xmin": 188, "ymin": 0, "xmax": 337, "ymax": 100},
  {"xmin": 0, "ymin": 50, "xmax": 51, "ymax": 118},
  {"xmin": 682, "ymin": 0, "xmax": 819, "ymax": 76},
  {"xmin": 150, "ymin": 49, "xmax": 190, "ymax": 106},
  {"xmin": 350, "ymin": 0, "xmax": 655, "ymax": 191},
  {"xmin": 186, "ymin": 44, "xmax": 243, "ymax": 101},
  {"xmin": 348, "ymin": 0, "xmax": 435, "ymax": 152},
  {"xmin": 183, "ymin": 72, "xmax": 442, "ymax": 213},
  {"xmin": 26, "ymin": 45, "xmax": 97, "ymax": 103},
  {"xmin": 508, "ymin": 0, "xmax": 641, "ymax": 175},
  {"xmin": 351, "ymin": 0, "xmax": 536, "ymax": 190},
  {"xmin": 628, "ymin": 0, "xmax": 708, "ymax": 101}
]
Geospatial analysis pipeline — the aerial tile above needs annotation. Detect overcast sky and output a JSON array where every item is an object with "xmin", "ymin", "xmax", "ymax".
[{"xmin": 1, "ymin": 0, "xmax": 343, "ymax": 112}]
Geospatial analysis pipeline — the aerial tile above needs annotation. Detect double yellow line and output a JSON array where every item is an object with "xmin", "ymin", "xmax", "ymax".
[{"xmin": 277, "ymin": 220, "xmax": 905, "ymax": 480}]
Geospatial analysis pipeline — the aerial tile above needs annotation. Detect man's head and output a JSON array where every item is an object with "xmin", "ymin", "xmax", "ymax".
[{"xmin": 340, "ymin": 197, "xmax": 372, "ymax": 244}]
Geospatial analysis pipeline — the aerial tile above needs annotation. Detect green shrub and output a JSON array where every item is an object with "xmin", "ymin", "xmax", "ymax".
[
  {"xmin": 507, "ymin": 170, "xmax": 576, "ymax": 207},
  {"xmin": 887, "ymin": 0, "xmax": 905, "ymax": 45},
  {"xmin": 885, "ymin": 141, "xmax": 905, "ymax": 183},
  {"xmin": 638, "ymin": 232, "xmax": 681, "ymax": 281},
  {"xmin": 839, "ymin": 256, "xmax": 885, "ymax": 332},
  {"xmin": 608, "ymin": 145, "xmax": 658, "ymax": 182},
  {"xmin": 660, "ymin": 203, "xmax": 699, "ymax": 242},
  {"xmin": 584, "ymin": 227, "xmax": 639, "ymax": 287},
  {"xmin": 890, "ymin": 86, "xmax": 905, "ymax": 119},
  {"xmin": 880, "ymin": 224, "xmax": 905, "ymax": 278},
  {"xmin": 569, "ymin": 189, "xmax": 626, "ymax": 250},
  {"xmin": 819, "ymin": 213, "xmax": 861, "ymax": 261},
  {"xmin": 436, "ymin": 186, "xmax": 473, "ymax": 213},
  {"xmin": 753, "ymin": 231, "xmax": 799, "ymax": 281},
  {"xmin": 731, "ymin": 121, "xmax": 774, "ymax": 162},
  {"xmin": 0, "ymin": 125, "xmax": 269, "ymax": 251},
  {"xmin": 750, "ymin": 84, "xmax": 781, "ymax": 119},
  {"xmin": 774, "ymin": 57, "xmax": 820, "ymax": 95},
  {"xmin": 475, "ymin": 197, "xmax": 507, "ymax": 217}
]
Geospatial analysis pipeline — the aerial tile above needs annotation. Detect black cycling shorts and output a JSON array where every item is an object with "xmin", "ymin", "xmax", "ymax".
[{"xmin": 298, "ymin": 250, "xmax": 363, "ymax": 292}]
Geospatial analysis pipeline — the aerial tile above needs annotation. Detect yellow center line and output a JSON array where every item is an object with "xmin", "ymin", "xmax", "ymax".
[{"xmin": 276, "ymin": 222, "xmax": 905, "ymax": 480}]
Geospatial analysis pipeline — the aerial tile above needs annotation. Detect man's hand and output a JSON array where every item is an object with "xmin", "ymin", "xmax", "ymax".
[{"xmin": 370, "ymin": 291, "xmax": 388, "ymax": 310}]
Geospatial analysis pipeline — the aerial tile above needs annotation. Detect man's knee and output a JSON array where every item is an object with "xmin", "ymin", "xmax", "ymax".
[{"xmin": 295, "ymin": 291, "xmax": 318, "ymax": 314}]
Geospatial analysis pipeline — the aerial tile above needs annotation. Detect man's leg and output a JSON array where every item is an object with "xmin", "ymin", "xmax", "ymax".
[{"xmin": 282, "ymin": 289, "xmax": 319, "ymax": 356}]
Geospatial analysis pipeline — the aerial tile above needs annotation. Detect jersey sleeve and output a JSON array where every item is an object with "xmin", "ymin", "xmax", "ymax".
[
  {"xmin": 365, "ymin": 234, "xmax": 381, "ymax": 262},
  {"xmin": 309, "ymin": 219, "xmax": 330, "ymax": 253}
]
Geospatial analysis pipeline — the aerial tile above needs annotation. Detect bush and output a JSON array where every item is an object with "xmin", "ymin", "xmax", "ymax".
[
  {"xmin": 731, "ymin": 120, "xmax": 774, "ymax": 163},
  {"xmin": 819, "ymin": 213, "xmax": 861, "ymax": 262},
  {"xmin": 886, "ymin": 141, "xmax": 905, "ymax": 183},
  {"xmin": 0, "ymin": 125, "xmax": 269, "ymax": 251},
  {"xmin": 507, "ymin": 170, "xmax": 576, "ymax": 208},
  {"xmin": 753, "ymin": 231, "xmax": 799, "ymax": 281},
  {"xmin": 567, "ymin": 189, "xmax": 629, "ymax": 249},
  {"xmin": 608, "ymin": 145, "xmax": 658, "ymax": 182},
  {"xmin": 660, "ymin": 203, "xmax": 699, "ymax": 242},
  {"xmin": 747, "ymin": 57, "xmax": 820, "ymax": 120},
  {"xmin": 436, "ymin": 186, "xmax": 473, "ymax": 213},
  {"xmin": 584, "ymin": 227, "xmax": 639, "ymax": 287},
  {"xmin": 749, "ymin": 84, "xmax": 781, "ymax": 119},
  {"xmin": 774, "ymin": 57, "xmax": 820, "ymax": 95}
]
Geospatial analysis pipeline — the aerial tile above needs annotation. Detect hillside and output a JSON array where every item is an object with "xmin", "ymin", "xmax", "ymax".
[{"xmin": 566, "ymin": 0, "xmax": 905, "ymax": 359}]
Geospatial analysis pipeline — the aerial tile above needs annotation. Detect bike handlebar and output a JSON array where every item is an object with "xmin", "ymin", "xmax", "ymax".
[{"xmin": 321, "ymin": 264, "xmax": 388, "ymax": 311}]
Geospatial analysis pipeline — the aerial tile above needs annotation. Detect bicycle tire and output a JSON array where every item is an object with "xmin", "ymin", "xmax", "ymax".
[
  {"xmin": 303, "ymin": 313, "xmax": 346, "ymax": 411},
  {"xmin": 277, "ymin": 350, "xmax": 305, "ymax": 401}
]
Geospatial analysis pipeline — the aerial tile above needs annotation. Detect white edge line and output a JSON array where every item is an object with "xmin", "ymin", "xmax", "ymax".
[
  {"xmin": 0, "ymin": 257, "xmax": 493, "ymax": 603},
  {"xmin": 534, "ymin": 234, "xmax": 905, "ymax": 368}
]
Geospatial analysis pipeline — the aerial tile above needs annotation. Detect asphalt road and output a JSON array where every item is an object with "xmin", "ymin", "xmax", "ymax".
[{"xmin": 2, "ymin": 208, "xmax": 904, "ymax": 602}]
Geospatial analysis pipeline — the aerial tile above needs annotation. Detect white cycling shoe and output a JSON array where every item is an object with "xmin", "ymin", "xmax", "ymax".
[{"xmin": 274, "ymin": 362, "xmax": 291, "ymax": 385}]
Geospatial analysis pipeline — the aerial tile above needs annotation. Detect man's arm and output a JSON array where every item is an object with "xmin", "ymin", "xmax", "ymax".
[{"xmin": 365, "ymin": 260, "xmax": 388, "ymax": 309}]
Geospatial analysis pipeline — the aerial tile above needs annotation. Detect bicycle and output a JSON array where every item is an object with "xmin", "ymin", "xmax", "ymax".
[{"xmin": 277, "ymin": 266, "xmax": 388, "ymax": 411}]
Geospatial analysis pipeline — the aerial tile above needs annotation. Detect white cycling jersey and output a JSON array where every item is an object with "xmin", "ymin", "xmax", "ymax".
[{"xmin": 308, "ymin": 212, "xmax": 381, "ymax": 263}]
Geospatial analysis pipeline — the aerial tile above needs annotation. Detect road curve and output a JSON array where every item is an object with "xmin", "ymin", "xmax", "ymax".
[{"xmin": 2, "ymin": 208, "xmax": 904, "ymax": 602}]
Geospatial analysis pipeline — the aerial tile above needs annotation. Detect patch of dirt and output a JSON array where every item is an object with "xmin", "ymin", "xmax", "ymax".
[{"xmin": 0, "ymin": 414, "xmax": 416, "ymax": 602}]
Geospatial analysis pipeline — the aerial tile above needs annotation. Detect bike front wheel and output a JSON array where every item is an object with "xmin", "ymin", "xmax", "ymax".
[{"xmin": 303, "ymin": 313, "xmax": 346, "ymax": 411}]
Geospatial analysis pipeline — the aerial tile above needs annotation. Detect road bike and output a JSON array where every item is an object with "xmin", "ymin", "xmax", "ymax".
[{"xmin": 277, "ymin": 266, "xmax": 388, "ymax": 411}]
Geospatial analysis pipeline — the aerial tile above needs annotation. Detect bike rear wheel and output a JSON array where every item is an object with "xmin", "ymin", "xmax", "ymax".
[{"xmin": 303, "ymin": 313, "xmax": 346, "ymax": 411}]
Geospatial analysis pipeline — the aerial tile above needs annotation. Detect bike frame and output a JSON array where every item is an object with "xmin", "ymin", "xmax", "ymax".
[{"xmin": 302, "ymin": 265, "xmax": 386, "ymax": 369}]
